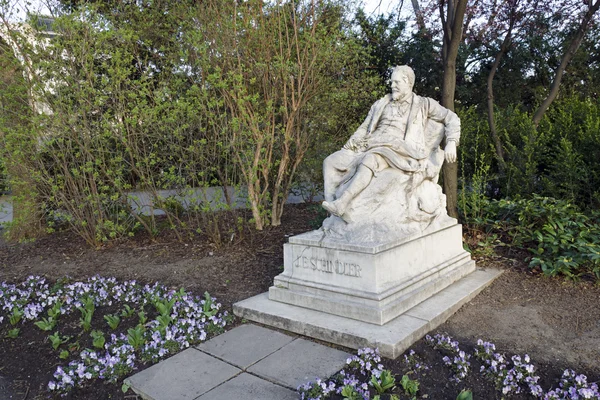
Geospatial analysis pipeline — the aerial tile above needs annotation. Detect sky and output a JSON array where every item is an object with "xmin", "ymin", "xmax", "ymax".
[
  {"xmin": 363, "ymin": 0, "xmax": 403, "ymax": 16},
  {"xmin": 9, "ymin": 0, "xmax": 406, "ymax": 21},
  {"xmin": 6, "ymin": 0, "xmax": 50, "ymax": 21}
]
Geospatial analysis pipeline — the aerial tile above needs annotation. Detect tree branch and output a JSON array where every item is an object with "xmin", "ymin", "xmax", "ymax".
[{"xmin": 532, "ymin": 0, "xmax": 600, "ymax": 126}]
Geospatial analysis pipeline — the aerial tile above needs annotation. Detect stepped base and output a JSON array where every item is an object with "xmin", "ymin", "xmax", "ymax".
[
  {"xmin": 234, "ymin": 268, "xmax": 502, "ymax": 359},
  {"xmin": 272, "ymin": 224, "xmax": 474, "ymax": 325},
  {"xmin": 234, "ymin": 223, "xmax": 502, "ymax": 358}
]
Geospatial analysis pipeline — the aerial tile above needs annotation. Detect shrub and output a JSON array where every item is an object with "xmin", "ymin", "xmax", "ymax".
[
  {"xmin": 0, "ymin": 1, "xmax": 376, "ymax": 245},
  {"xmin": 458, "ymin": 96, "xmax": 600, "ymax": 211},
  {"xmin": 468, "ymin": 195, "xmax": 600, "ymax": 280}
]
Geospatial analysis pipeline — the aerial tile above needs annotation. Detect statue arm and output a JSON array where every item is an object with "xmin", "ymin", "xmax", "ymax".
[
  {"xmin": 426, "ymin": 98, "xmax": 460, "ymax": 144},
  {"xmin": 426, "ymin": 98, "xmax": 460, "ymax": 163}
]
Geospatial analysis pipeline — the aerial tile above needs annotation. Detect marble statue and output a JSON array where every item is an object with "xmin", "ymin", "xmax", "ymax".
[
  {"xmin": 320, "ymin": 65, "xmax": 461, "ymax": 244},
  {"xmin": 234, "ymin": 69, "xmax": 486, "ymax": 350}
]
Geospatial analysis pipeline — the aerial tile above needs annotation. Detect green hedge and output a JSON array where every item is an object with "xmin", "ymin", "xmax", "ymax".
[{"xmin": 464, "ymin": 195, "xmax": 600, "ymax": 280}]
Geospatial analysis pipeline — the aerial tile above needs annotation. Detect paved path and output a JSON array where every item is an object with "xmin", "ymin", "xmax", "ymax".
[
  {"xmin": 0, "ymin": 188, "xmax": 321, "ymax": 226},
  {"xmin": 125, "ymin": 324, "xmax": 351, "ymax": 400},
  {"xmin": 0, "ymin": 196, "xmax": 11, "ymax": 226}
]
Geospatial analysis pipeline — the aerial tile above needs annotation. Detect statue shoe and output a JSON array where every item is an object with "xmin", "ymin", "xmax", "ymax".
[{"xmin": 322, "ymin": 200, "xmax": 344, "ymax": 217}]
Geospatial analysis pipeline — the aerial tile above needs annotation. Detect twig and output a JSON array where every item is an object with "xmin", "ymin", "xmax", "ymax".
[{"xmin": 21, "ymin": 386, "xmax": 29, "ymax": 400}]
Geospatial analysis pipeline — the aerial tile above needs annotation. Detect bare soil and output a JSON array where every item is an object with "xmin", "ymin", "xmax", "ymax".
[{"xmin": 0, "ymin": 203, "xmax": 598, "ymax": 399}]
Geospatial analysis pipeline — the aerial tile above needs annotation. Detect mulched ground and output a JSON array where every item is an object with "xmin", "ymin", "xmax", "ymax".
[{"xmin": 0, "ymin": 203, "xmax": 598, "ymax": 399}]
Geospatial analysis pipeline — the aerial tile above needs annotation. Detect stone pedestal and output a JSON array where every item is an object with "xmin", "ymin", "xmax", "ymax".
[
  {"xmin": 270, "ymin": 222, "xmax": 474, "ymax": 325},
  {"xmin": 234, "ymin": 222, "xmax": 502, "ymax": 358}
]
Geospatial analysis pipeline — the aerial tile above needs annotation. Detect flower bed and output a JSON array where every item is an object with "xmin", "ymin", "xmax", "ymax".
[
  {"xmin": 0, "ymin": 275, "xmax": 230, "ymax": 396},
  {"xmin": 298, "ymin": 334, "xmax": 600, "ymax": 400}
]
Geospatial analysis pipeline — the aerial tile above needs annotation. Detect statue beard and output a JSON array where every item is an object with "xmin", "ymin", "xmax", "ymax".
[{"xmin": 392, "ymin": 90, "xmax": 410, "ymax": 101}]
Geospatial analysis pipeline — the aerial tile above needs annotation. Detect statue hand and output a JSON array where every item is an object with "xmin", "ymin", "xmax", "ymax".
[
  {"xmin": 342, "ymin": 138, "xmax": 357, "ymax": 151},
  {"xmin": 343, "ymin": 138, "xmax": 368, "ymax": 152},
  {"xmin": 356, "ymin": 137, "xmax": 369, "ymax": 150},
  {"xmin": 444, "ymin": 141, "xmax": 457, "ymax": 163}
]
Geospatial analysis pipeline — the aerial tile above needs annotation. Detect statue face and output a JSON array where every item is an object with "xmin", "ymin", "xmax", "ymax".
[{"xmin": 390, "ymin": 72, "xmax": 412, "ymax": 101}]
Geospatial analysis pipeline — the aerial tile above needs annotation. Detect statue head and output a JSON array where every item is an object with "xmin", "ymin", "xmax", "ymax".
[{"xmin": 390, "ymin": 65, "xmax": 415, "ymax": 101}]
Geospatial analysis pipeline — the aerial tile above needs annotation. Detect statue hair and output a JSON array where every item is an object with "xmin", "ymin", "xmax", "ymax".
[{"xmin": 391, "ymin": 66, "xmax": 415, "ymax": 86}]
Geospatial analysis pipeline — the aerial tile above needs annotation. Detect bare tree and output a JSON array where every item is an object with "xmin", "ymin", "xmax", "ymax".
[
  {"xmin": 410, "ymin": 0, "xmax": 426, "ymax": 31},
  {"xmin": 532, "ymin": 0, "xmax": 600, "ymax": 126},
  {"xmin": 439, "ymin": 0, "xmax": 468, "ymax": 218},
  {"xmin": 470, "ymin": 0, "xmax": 541, "ymax": 172},
  {"xmin": 198, "ymin": 0, "xmax": 360, "ymax": 229}
]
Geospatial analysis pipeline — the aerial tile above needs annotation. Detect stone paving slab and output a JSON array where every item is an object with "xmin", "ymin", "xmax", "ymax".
[
  {"xmin": 197, "ymin": 373, "xmax": 298, "ymax": 400},
  {"xmin": 196, "ymin": 323, "xmax": 294, "ymax": 369},
  {"xmin": 124, "ymin": 348, "xmax": 241, "ymax": 400},
  {"xmin": 248, "ymin": 338, "xmax": 351, "ymax": 390},
  {"xmin": 125, "ymin": 325, "xmax": 351, "ymax": 399},
  {"xmin": 234, "ymin": 268, "xmax": 503, "ymax": 358}
]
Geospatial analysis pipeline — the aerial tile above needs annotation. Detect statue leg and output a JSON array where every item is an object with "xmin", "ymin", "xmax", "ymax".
[
  {"xmin": 323, "ymin": 150, "xmax": 357, "ymax": 202},
  {"xmin": 323, "ymin": 153, "xmax": 387, "ymax": 217}
]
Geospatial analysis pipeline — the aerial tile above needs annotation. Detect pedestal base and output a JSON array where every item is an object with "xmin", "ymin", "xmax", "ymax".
[
  {"xmin": 233, "ymin": 223, "xmax": 502, "ymax": 358},
  {"xmin": 272, "ymin": 223, "xmax": 474, "ymax": 325},
  {"xmin": 234, "ymin": 268, "xmax": 502, "ymax": 358}
]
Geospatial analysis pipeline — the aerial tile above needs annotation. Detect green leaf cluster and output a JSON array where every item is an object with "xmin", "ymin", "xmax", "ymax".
[
  {"xmin": 371, "ymin": 370, "xmax": 396, "ymax": 395},
  {"xmin": 78, "ymin": 296, "xmax": 95, "ymax": 332},
  {"xmin": 104, "ymin": 314, "xmax": 120, "ymax": 330},
  {"xmin": 466, "ymin": 195, "xmax": 600, "ymax": 280},
  {"xmin": 48, "ymin": 332, "xmax": 71, "ymax": 350},
  {"xmin": 127, "ymin": 325, "xmax": 146, "ymax": 350},
  {"xmin": 90, "ymin": 330, "xmax": 106, "ymax": 349},
  {"xmin": 458, "ymin": 96, "xmax": 600, "ymax": 212},
  {"xmin": 400, "ymin": 374, "xmax": 419, "ymax": 398},
  {"xmin": 34, "ymin": 316, "xmax": 57, "ymax": 331}
]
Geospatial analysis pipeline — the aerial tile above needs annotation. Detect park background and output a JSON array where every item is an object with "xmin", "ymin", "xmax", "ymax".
[
  {"xmin": 1, "ymin": 0, "xmax": 599, "ymax": 281},
  {"xmin": 0, "ymin": 0, "xmax": 599, "ymax": 399}
]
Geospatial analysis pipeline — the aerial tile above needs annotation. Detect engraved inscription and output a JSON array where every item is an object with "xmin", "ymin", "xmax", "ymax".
[{"xmin": 294, "ymin": 256, "xmax": 361, "ymax": 278}]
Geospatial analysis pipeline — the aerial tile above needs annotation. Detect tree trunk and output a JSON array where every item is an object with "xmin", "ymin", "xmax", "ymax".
[
  {"xmin": 486, "ymin": 29, "xmax": 513, "ymax": 174},
  {"xmin": 532, "ymin": 0, "xmax": 600, "ymax": 127},
  {"xmin": 270, "ymin": 151, "xmax": 289, "ymax": 227},
  {"xmin": 247, "ymin": 181, "xmax": 264, "ymax": 230},
  {"xmin": 217, "ymin": 170, "xmax": 232, "ymax": 206},
  {"xmin": 411, "ymin": 0, "xmax": 426, "ymax": 31},
  {"xmin": 5, "ymin": 167, "xmax": 44, "ymax": 242},
  {"xmin": 440, "ymin": 0, "xmax": 468, "ymax": 219}
]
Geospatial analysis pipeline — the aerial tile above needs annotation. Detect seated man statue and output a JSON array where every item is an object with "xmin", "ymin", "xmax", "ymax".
[{"xmin": 322, "ymin": 65, "xmax": 460, "ymax": 224}]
